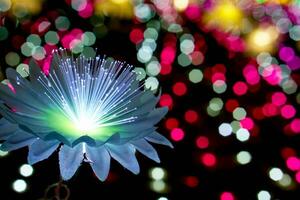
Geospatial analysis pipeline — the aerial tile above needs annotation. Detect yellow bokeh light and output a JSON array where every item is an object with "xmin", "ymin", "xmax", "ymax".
[
  {"xmin": 94, "ymin": 0, "xmax": 134, "ymax": 19},
  {"xmin": 247, "ymin": 26, "xmax": 279, "ymax": 54},
  {"xmin": 11, "ymin": 0, "xmax": 43, "ymax": 15},
  {"xmin": 173, "ymin": 0, "xmax": 189, "ymax": 11},
  {"xmin": 111, "ymin": 0, "xmax": 128, "ymax": 4},
  {"xmin": 203, "ymin": 1, "xmax": 244, "ymax": 32},
  {"xmin": 263, "ymin": 0, "xmax": 292, "ymax": 5}
]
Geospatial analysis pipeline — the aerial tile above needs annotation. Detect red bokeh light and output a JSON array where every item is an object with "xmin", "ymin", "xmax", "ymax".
[
  {"xmin": 129, "ymin": 28, "xmax": 144, "ymax": 44},
  {"xmin": 183, "ymin": 176, "xmax": 199, "ymax": 188},
  {"xmin": 165, "ymin": 118, "xmax": 179, "ymax": 130},
  {"xmin": 161, "ymin": 46, "xmax": 176, "ymax": 65},
  {"xmin": 281, "ymin": 105, "xmax": 296, "ymax": 119},
  {"xmin": 159, "ymin": 94, "xmax": 173, "ymax": 109},
  {"xmin": 295, "ymin": 171, "xmax": 300, "ymax": 183},
  {"xmin": 286, "ymin": 156, "xmax": 300, "ymax": 171},
  {"xmin": 172, "ymin": 82, "xmax": 187, "ymax": 96},
  {"xmin": 196, "ymin": 136, "xmax": 209, "ymax": 149},
  {"xmin": 240, "ymin": 117, "xmax": 254, "ymax": 130},
  {"xmin": 271, "ymin": 92, "xmax": 287, "ymax": 106},
  {"xmin": 184, "ymin": 110, "xmax": 199, "ymax": 123},
  {"xmin": 160, "ymin": 63, "xmax": 172, "ymax": 75},
  {"xmin": 233, "ymin": 81, "xmax": 248, "ymax": 96},
  {"xmin": 201, "ymin": 153, "xmax": 217, "ymax": 167},
  {"xmin": 290, "ymin": 118, "xmax": 300, "ymax": 133},
  {"xmin": 243, "ymin": 64, "xmax": 260, "ymax": 85},
  {"xmin": 170, "ymin": 128, "xmax": 185, "ymax": 142},
  {"xmin": 220, "ymin": 192, "xmax": 235, "ymax": 200},
  {"xmin": 262, "ymin": 103, "xmax": 278, "ymax": 117},
  {"xmin": 225, "ymin": 99, "xmax": 239, "ymax": 112}
]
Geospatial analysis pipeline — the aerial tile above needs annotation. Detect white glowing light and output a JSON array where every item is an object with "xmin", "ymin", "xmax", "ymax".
[
  {"xmin": 150, "ymin": 180, "xmax": 167, "ymax": 193},
  {"xmin": 257, "ymin": 190, "xmax": 271, "ymax": 200},
  {"xmin": 158, "ymin": 197, "xmax": 168, "ymax": 200},
  {"xmin": 12, "ymin": 179, "xmax": 27, "ymax": 193},
  {"xmin": 75, "ymin": 116, "xmax": 98, "ymax": 132},
  {"xmin": 19, "ymin": 164, "xmax": 34, "ymax": 177},
  {"xmin": 173, "ymin": 0, "xmax": 189, "ymax": 11},
  {"xmin": 269, "ymin": 167, "xmax": 283, "ymax": 181},
  {"xmin": 150, "ymin": 167, "xmax": 165, "ymax": 180},
  {"xmin": 218, "ymin": 123, "xmax": 232, "ymax": 137},
  {"xmin": 253, "ymin": 31, "xmax": 272, "ymax": 47},
  {"xmin": 236, "ymin": 151, "xmax": 251, "ymax": 165},
  {"xmin": 236, "ymin": 128, "xmax": 250, "ymax": 142}
]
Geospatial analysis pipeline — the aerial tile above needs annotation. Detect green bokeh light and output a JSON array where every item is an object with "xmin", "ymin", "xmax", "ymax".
[
  {"xmin": 134, "ymin": 67, "xmax": 146, "ymax": 81},
  {"xmin": 213, "ymin": 80, "xmax": 227, "ymax": 94},
  {"xmin": 178, "ymin": 53, "xmax": 191, "ymax": 67},
  {"xmin": 16, "ymin": 64, "xmax": 29, "ymax": 78},
  {"xmin": 70, "ymin": 40, "xmax": 84, "ymax": 54},
  {"xmin": 233, "ymin": 107, "xmax": 247, "ymax": 120},
  {"xmin": 55, "ymin": 16, "xmax": 70, "ymax": 31},
  {"xmin": 296, "ymin": 92, "xmax": 300, "ymax": 104},
  {"xmin": 231, "ymin": 120, "xmax": 241, "ymax": 133},
  {"xmin": 5, "ymin": 52, "xmax": 20, "ymax": 67},
  {"xmin": 0, "ymin": 26, "xmax": 8, "ymax": 41},
  {"xmin": 137, "ymin": 46, "xmax": 152, "ymax": 63},
  {"xmin": 289, "ymin": 25, "xmax": 300, "ymax": 41},
  {"xmin": 82, "ymin": 47, "xmax": 96, "ymax": 58},
  {"xmin": 32, "ymin": 46, "xmax": 46, "ymax": 60},
  {"xmin": 281, "ymin": 79, "xmax": 297, "ymax": 94},
  {"xmin": 147, "ymin": 20, "xmax": 160, "ymax": 31},
  {"xmin": 21, "ymin": 42, "xmax": 35, "ymax": 57},
  {"xmin": 135, "ymin": 3, "xmax": 154, "ymax": 22},
  {"xmin": 82, "ymin": 31, "xmax": 96, "ymax": 46},
  {"xmin": 180, "ymin": 39, "xmax": 194, "ymax": 54},
  {"xmin": 144, "ymin": 28, "xmax": 158, "ymax": 40},
  {"xmin": 27, "ymin": 34, "xmax": 41, "ymax": 46},
  {"xmin": 209, "ymin": 97, "xmax": 223, "ymax": 112},
  {"xmin": 0, "ymin": 0, "xmax": 11, "ymax": 12},
  {"xmin": 145, "ymin": 76, "xmax": 159, "ymax": 91},
  {"xmin": 188, "ymin": 69, "xmax": 203, "ymax": 83},
  {"xmin": 207, "ymin": 106, "xmax": 220, "ymax": 117},
  {"xmin": 146, "ymin": 60, "xmax": 161, "ymax": 76},
  {"xmin": 45, "ymin": 31, "xmax": 59, "ymax": 45}
]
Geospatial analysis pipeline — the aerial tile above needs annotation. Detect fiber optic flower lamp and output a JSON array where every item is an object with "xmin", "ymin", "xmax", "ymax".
[{"xmin": 0, "ymin": 49, "xmax": 172, "ymax": 181}]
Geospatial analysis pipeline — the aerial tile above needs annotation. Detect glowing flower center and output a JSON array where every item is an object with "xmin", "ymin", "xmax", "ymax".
[{"xmin": 75, "ymin": 115, "xmax": 98, "ymax": 132}]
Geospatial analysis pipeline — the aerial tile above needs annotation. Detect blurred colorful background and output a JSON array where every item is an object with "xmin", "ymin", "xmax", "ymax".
[{"xmin": 1, "ymin": 0, "xmax": 300, "ymax": 199}]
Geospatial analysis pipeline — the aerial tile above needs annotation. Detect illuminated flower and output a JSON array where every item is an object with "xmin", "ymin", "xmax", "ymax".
[{"xmin": 0, "ymin": 49, "xmax": 172, "ymax": 181}]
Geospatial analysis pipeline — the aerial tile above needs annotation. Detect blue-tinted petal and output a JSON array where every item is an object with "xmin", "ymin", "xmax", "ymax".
[
  {"xmin": 28, "ymin": 139, "xmax": 60, "ymax": 165},
  {"xmin": 43, "ymin": 132, "xmax": 71, "ymax": 146},
  {"xmin": 0, "ymin": 130, "xmax": 37, "ymax": 151},
  {"xmin": 72, "ymin": 136, "xmax": 96, "ymax": 147},
  {"xmin": 85, "ymin": 145, "xmax": 110, "ymax": 181},
  {"xmin": 0, "ymin": 118, "xmax": 18, "ymax": 140},
  {"xmin": 105, "ymin": 132, "xmax": 121, "ymax": 144},
  {"xmin": 113, "ymin": 107, "xmax": 168, "ymax": 132},
  {"xmin": 6, "ymin": 68, "xmax": 49, "ymax": 109},
  {"xmin": 29, "ymin": 59, "xmax": 46, "ymax": 92},
  {"xmin": 106, "ymin": 143, "xmax": 140, "ymax": 174},
  {"xmin": 59, "ymin": 143, "xmax": 84, "ymax": 180},
  {"xmin": 119, "ymin": 127, "xmax": 156, "ymax": 143},
  {"xmin": 0, "ymin": 104, "xmax": 17, "ymax": 123},
  {"xmin": 131, "ymin": 139, "xmax": 160, "ymax": 163},
  {"xmin": 145, "ymin": 131, "xmax": 173, "ymax": 148},
  {"xmin": 0, "ymin": 82, "xmax": 44, "ymax": 116}
]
